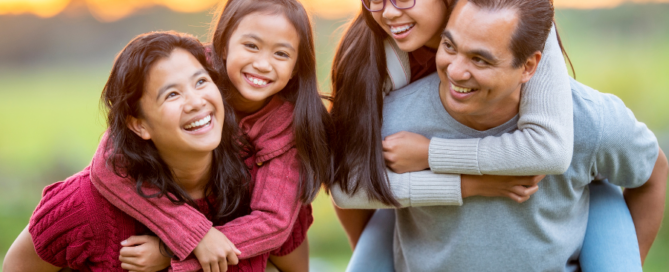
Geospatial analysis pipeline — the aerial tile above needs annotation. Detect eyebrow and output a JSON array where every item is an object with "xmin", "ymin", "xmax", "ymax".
[
  {"xmin": 156, "ymin": 69, "xmax": 207, "ymax": 101},
  {"xmin": 442, "ymin": 30, "xmax": 499, "ymax": 63},
  {"xmin": 242, "ymin": 33, "xmax": 296, "ymax": 52}
]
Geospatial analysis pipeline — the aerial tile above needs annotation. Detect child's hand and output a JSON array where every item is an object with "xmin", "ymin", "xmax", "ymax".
[
  {"xmin": 462, "ymin": 175, "xmax": 544, "ymax": 203},
  {"xmin": 192, "ymin": 227, "xmax": 242, "ymax": 272},
  {"xmin": 119, "ymin": 235, "xmax": 171, "ymax": 272},
  {"xmin": 383, "ymin": 131, "xmax": 430, "ymax": 173}
]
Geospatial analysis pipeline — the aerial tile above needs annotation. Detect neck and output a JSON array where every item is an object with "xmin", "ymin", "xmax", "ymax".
[
  {"xmin": 230, "ymin": 89, "xmax": 271, "ymax": 119},
  {"xmin": 440, "ymin": 83, "xmax": 521, "ymax": 131},
  {"xmin": 159, "ymin": 149, "xmax": 213, "ymax": 199}
]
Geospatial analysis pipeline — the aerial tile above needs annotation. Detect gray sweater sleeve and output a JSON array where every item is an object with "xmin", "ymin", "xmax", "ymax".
[
  {"xmin": 429, "ymin": 25, "xmax": 574, "ymax": 176},
  {"xmin": 330, "ymin": 169, "xmax": 462, "ymax": 209}
]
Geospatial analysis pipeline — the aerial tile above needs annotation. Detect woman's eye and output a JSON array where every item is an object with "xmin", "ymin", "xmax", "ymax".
[
  {"xmin": 196, "ymin": 78, "xmax": 207, "ymax": 86},
  {"xmin": 167, "ymin": 92, "xmax": 178, "ymax": 98},
  {"xmin": 244, "ymin": 43, "xmax": 258, "ymax": 50}
]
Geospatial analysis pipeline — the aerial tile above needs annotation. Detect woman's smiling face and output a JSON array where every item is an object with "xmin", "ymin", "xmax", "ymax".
[
  {"xmin": 129, "ymin": 48, "xmax": 225, "ymax": 157},
  {"xmin": 371, "ymin": 0, "xmax": 449, "ymax": 52},
  {"xmin": 225, "ymin": 11, "xmax": 300, "ymax": 114}
]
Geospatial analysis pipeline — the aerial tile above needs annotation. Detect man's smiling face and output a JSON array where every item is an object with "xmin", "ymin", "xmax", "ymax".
[{"xmin": 436, "ymin": 0, "xmax": 539, "ymax": 130}]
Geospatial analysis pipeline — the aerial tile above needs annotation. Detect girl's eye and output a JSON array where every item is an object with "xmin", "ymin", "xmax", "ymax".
[
  {"xmin": 244, "ymin": 43, "xmax": 258, "ymax": 50},
  {"xmin": 275, "ymin": 51, "xmax": 289, "ymax": 58}
]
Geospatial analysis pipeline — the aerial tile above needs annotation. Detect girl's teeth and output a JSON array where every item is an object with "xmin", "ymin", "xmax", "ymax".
[{"xmin": 249, "ymin": 76, "xmax": 268, "ymax": 86}]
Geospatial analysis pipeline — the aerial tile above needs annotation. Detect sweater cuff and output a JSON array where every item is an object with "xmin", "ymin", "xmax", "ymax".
[
  {"xmin": 170, "ymin": 257, "xmax": 201, "ymax": 272},
  {"xmin": 170, "ymin": 218, "xmax": 212, "ymax": 261},
  {"xmin": 409, "ymin": 171, "xmax": 463, "ymax": 206},
  {"xmin": 429, "ymin": 137, "xmax": 481, "ymax": 175}
]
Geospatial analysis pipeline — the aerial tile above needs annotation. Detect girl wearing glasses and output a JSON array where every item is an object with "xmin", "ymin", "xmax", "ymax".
[{"xmin": 328, "ymin": 0, "xmax": 641, "ymax": 271}]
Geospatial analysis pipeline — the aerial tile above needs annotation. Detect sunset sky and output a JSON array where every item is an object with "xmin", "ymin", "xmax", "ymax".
[{"xmin": 1, "ymin": 0, "xmax": 669, "ymax": 21}]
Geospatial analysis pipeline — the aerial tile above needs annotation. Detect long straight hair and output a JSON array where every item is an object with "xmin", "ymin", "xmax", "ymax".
[
  {"xmin": 329, "ymin": 0, "xmax": 573, "ymax": 206},
  {"xmin": 209, "ymin": 0, "xmax": 332, "ymax": 203},
  {"xmin": 101, "ymin": 31, "xmax": 250, "ymax": 225}
]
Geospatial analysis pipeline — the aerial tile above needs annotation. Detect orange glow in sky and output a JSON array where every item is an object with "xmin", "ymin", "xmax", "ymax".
[{"xmin": 1, "ymin": 0, "xmax": 669, "ymax": 21}]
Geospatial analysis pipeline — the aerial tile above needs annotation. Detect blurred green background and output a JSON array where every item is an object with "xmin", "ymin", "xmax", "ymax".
[{"xmin": 1, "ymin": 3, "xmax": 669, "ymax": 272}]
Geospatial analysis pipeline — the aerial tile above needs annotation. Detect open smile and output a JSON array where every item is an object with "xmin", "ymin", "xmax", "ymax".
[
  {"xmin": 243, "ymin": 73, "xmax": 273, "ymax": 88},
  {"xmin": 183, "ymin": 113, "xmax": 214, "ymax": 134},
  {"xmin": 389, "ymin": 23, "xmax": 416, "ymax": 39}
]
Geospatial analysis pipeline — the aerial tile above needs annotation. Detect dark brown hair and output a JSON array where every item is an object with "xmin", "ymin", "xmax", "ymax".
[
  {"xmin": 209, "ymin": 0, "xmax": 332, "ymax": 203},
  {"xmin": 330, "ymin": 0, "xmax": 573, "ymax": 206},
  {"xmin": 101, "ymin": 31, "xmax": 249, "ymax": 225}
]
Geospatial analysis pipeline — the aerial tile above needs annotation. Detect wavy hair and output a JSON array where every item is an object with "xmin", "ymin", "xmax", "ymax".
[{"xmin": 101, "ymin": 31, "xmax": 250, "ymax": 224}]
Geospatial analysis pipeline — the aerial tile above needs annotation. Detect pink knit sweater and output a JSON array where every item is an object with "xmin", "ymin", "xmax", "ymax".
[{"xmin": 90, "ymin": 96, "xmax": 312, "ymax": 271}]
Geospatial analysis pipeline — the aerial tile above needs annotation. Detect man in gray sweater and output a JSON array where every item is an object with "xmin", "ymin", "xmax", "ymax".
[{"xmin": 378, "ymin": 0, "xmax": 669, "ymax": 271}]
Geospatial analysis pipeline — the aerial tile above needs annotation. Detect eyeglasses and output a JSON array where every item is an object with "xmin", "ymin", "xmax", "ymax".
[{"xmin": 361, "ymin": 0, "xmax": 416, "ymax": 12}]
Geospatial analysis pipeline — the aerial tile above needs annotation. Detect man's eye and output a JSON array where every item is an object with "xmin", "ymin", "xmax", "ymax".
[
  {"xmin": 473, "ymin": 57, "xmax": 488, "ymax": 65},
  {"xmin": 442, "ymin": 41, "xmax": 455, "ymax": 51}
]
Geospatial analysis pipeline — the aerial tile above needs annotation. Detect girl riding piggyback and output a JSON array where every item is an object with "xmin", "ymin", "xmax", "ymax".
[{"xmin": 89, "ymin": 0, "xmax": 331, "ymax": 271}]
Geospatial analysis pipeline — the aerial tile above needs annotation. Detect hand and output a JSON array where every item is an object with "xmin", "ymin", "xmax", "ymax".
[
  {"xmin": 119, "ymin": 235, "xmax": 170, "ymax": 272},
  {"xmin": 461, "ymin": 175, "xmax": 545, "ymax": 203},
  {"xmin": 192, "ymin": 227, "xmax": 242, "ymax": 272},
  {"xmin": 383, "ymin": 131, "xmax": 430, "ymax": 173}
]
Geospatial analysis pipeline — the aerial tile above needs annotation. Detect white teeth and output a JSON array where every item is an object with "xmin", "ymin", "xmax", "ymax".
[
  {"xmin": 390, "ymin": 24, "xmax": 415, "ymax": 34},
  {"xmin": 452, "ymin": 84, "xmax": 474, "ymax": 93},
  {"xmin": 184, "ymin": 115, "xmax": 211, "ymax": 130},
  {"xmin": 248, "ymin": 75, "xmax": 268, "ymax": 86}
]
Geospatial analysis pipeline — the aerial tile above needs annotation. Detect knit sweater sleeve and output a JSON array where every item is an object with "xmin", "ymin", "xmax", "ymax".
[
  {"xmin": 89, "ymin": 135, "xmax": 213, "ymax": 261},
  {"xmin": 29, "ymin": 170, "xmax": 96, "ymax": 269},
  {"xmin": 429, "ymin": 25, "xmax": 574, "ymax": 176},
  {"xmin": 331, "ymin": 168, "xmax": 462, "ymax": 209},
  {"xmin": 214, "ymin": 148, "xmax": 303, "ymax": 259}
]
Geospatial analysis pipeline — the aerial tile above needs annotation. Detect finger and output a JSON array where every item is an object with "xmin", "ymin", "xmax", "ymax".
[
  {"xmin": 200, "ymin": 261, "xmax": 211, "ymax": 272},
  {"xmin": 119, "ymin": 245, "xmax": 141, "ymax": 257},
  {"xmin": 122, "ymin": 235, "xmax": 149, "ymax": 246},
  {"xmin": 532, "ymin": 175, "xmax": 546, "ymax": 185},
  {"xmin": 219, "ymin": 260, "xmax": 229, "ymax": 272},
  {"xmin": 228, "ymin": 250, "xmax": 239, "ymax": 265},
  {"xmin": 232, "ymin": 245, "xmax": 242, "ymax": 256},
  {"xmin": 211, "ymin": 261, "xmax": 221, "ymax": 272},
  {"xmin": 121, "ymin": 262, "xmax": 142, "ymax": 271},
  {"xmin": 119, "ymin": 255, "xmax": 140, "ymax": 265},
  {"xmin": 506, "ymin": 191, "xmax": 523, "ymax": 203},
  {"xmin": 524, "ymin": 185, "xmax": 539, "ymax": 196}
]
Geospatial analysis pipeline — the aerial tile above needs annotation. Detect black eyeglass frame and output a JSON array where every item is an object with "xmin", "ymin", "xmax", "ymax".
[{"xmin": 360, "ymin": 0, "xmax": 417, "ymax": 12}]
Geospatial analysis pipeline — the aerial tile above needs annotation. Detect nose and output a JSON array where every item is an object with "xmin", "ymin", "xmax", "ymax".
[
  {"xmin": 447, "ymin": 55, "xmax": 472, "ymax": 83},
  {"xmin": 183, "ymin": 89, "xmax": 206, "ymax": 113},
  {"xmin": 252, "ymin": 56, "xmax": 272, "ymax": 73},
  {"xmin": 382, "ymin": 1, "xmax": 402, "ymax": 20}
]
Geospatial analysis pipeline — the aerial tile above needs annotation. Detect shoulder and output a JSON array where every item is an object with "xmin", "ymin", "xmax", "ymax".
[
  {"xmin": 386, "ymin": 72, "xmax": 440, "ymax": 104},
  {"xmin": 29, "ymin": 167, "xmax": 97, "ymax": 266}
]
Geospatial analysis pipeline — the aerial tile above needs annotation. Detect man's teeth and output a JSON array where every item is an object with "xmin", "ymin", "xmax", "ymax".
[
  {"xmin": 248, "ymin": 75, "xmax": 268, "ymax": 86},
  {"xmin": 452, "ymin": 84, "xmax": 474, "ymax": 93},
  {"xmin": 390, "ymin": 24, "xmax": 415, "ymax": 35},
  {"xmin": 184, "ymin": 115, "xmax": 211, "ymax": 130}
]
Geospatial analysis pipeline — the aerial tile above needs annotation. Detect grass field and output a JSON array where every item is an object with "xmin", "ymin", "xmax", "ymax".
[{"xmin": 1, "ymin": 4, "xmax": 669, "ymax": 271}]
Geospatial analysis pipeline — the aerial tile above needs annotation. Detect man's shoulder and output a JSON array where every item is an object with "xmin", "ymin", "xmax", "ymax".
[{"xmin": 385, "ymin": 73, "xmax": 440, "ymax": 105}]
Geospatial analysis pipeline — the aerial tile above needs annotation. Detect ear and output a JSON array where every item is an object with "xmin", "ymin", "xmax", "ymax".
[
  {"xmin": 520, "ymin": 51, "xmax": 542, "ymax": 84},
  {"xmin": 127, "ymin": 116, "xmax": 152, "ymax": 140}
]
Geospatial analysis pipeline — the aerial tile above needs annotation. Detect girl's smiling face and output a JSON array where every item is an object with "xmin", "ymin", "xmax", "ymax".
[
  {"xmin": 371, "ymin": 0, "xmax": 449, "ymax": 51},
  {"xmin": 225, "ymin": 12, "xmax": 300, "ymax": 114},
  {"xmin": 129, "ymin": 48, "xmax": 225, "ymax": 157}
]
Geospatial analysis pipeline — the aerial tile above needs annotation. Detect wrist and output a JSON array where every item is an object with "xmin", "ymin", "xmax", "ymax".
[{"xmin": 461, "ymin": 175, "xmax": 478, "ymax": 198}]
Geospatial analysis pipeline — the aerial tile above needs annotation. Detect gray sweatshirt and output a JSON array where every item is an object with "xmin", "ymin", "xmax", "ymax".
[{"xmin": 332, "ymin": 25, "xmax": 573, "ymax": 208}]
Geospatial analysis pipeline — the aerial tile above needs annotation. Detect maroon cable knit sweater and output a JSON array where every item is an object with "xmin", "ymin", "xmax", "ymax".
[
  {"xmin": 89, "ymin": 95, "xmax": 312, "ymax": 271},
  {"xmin": 29, "ymin": 165, "xmax": 267, "ymax": 271}
]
